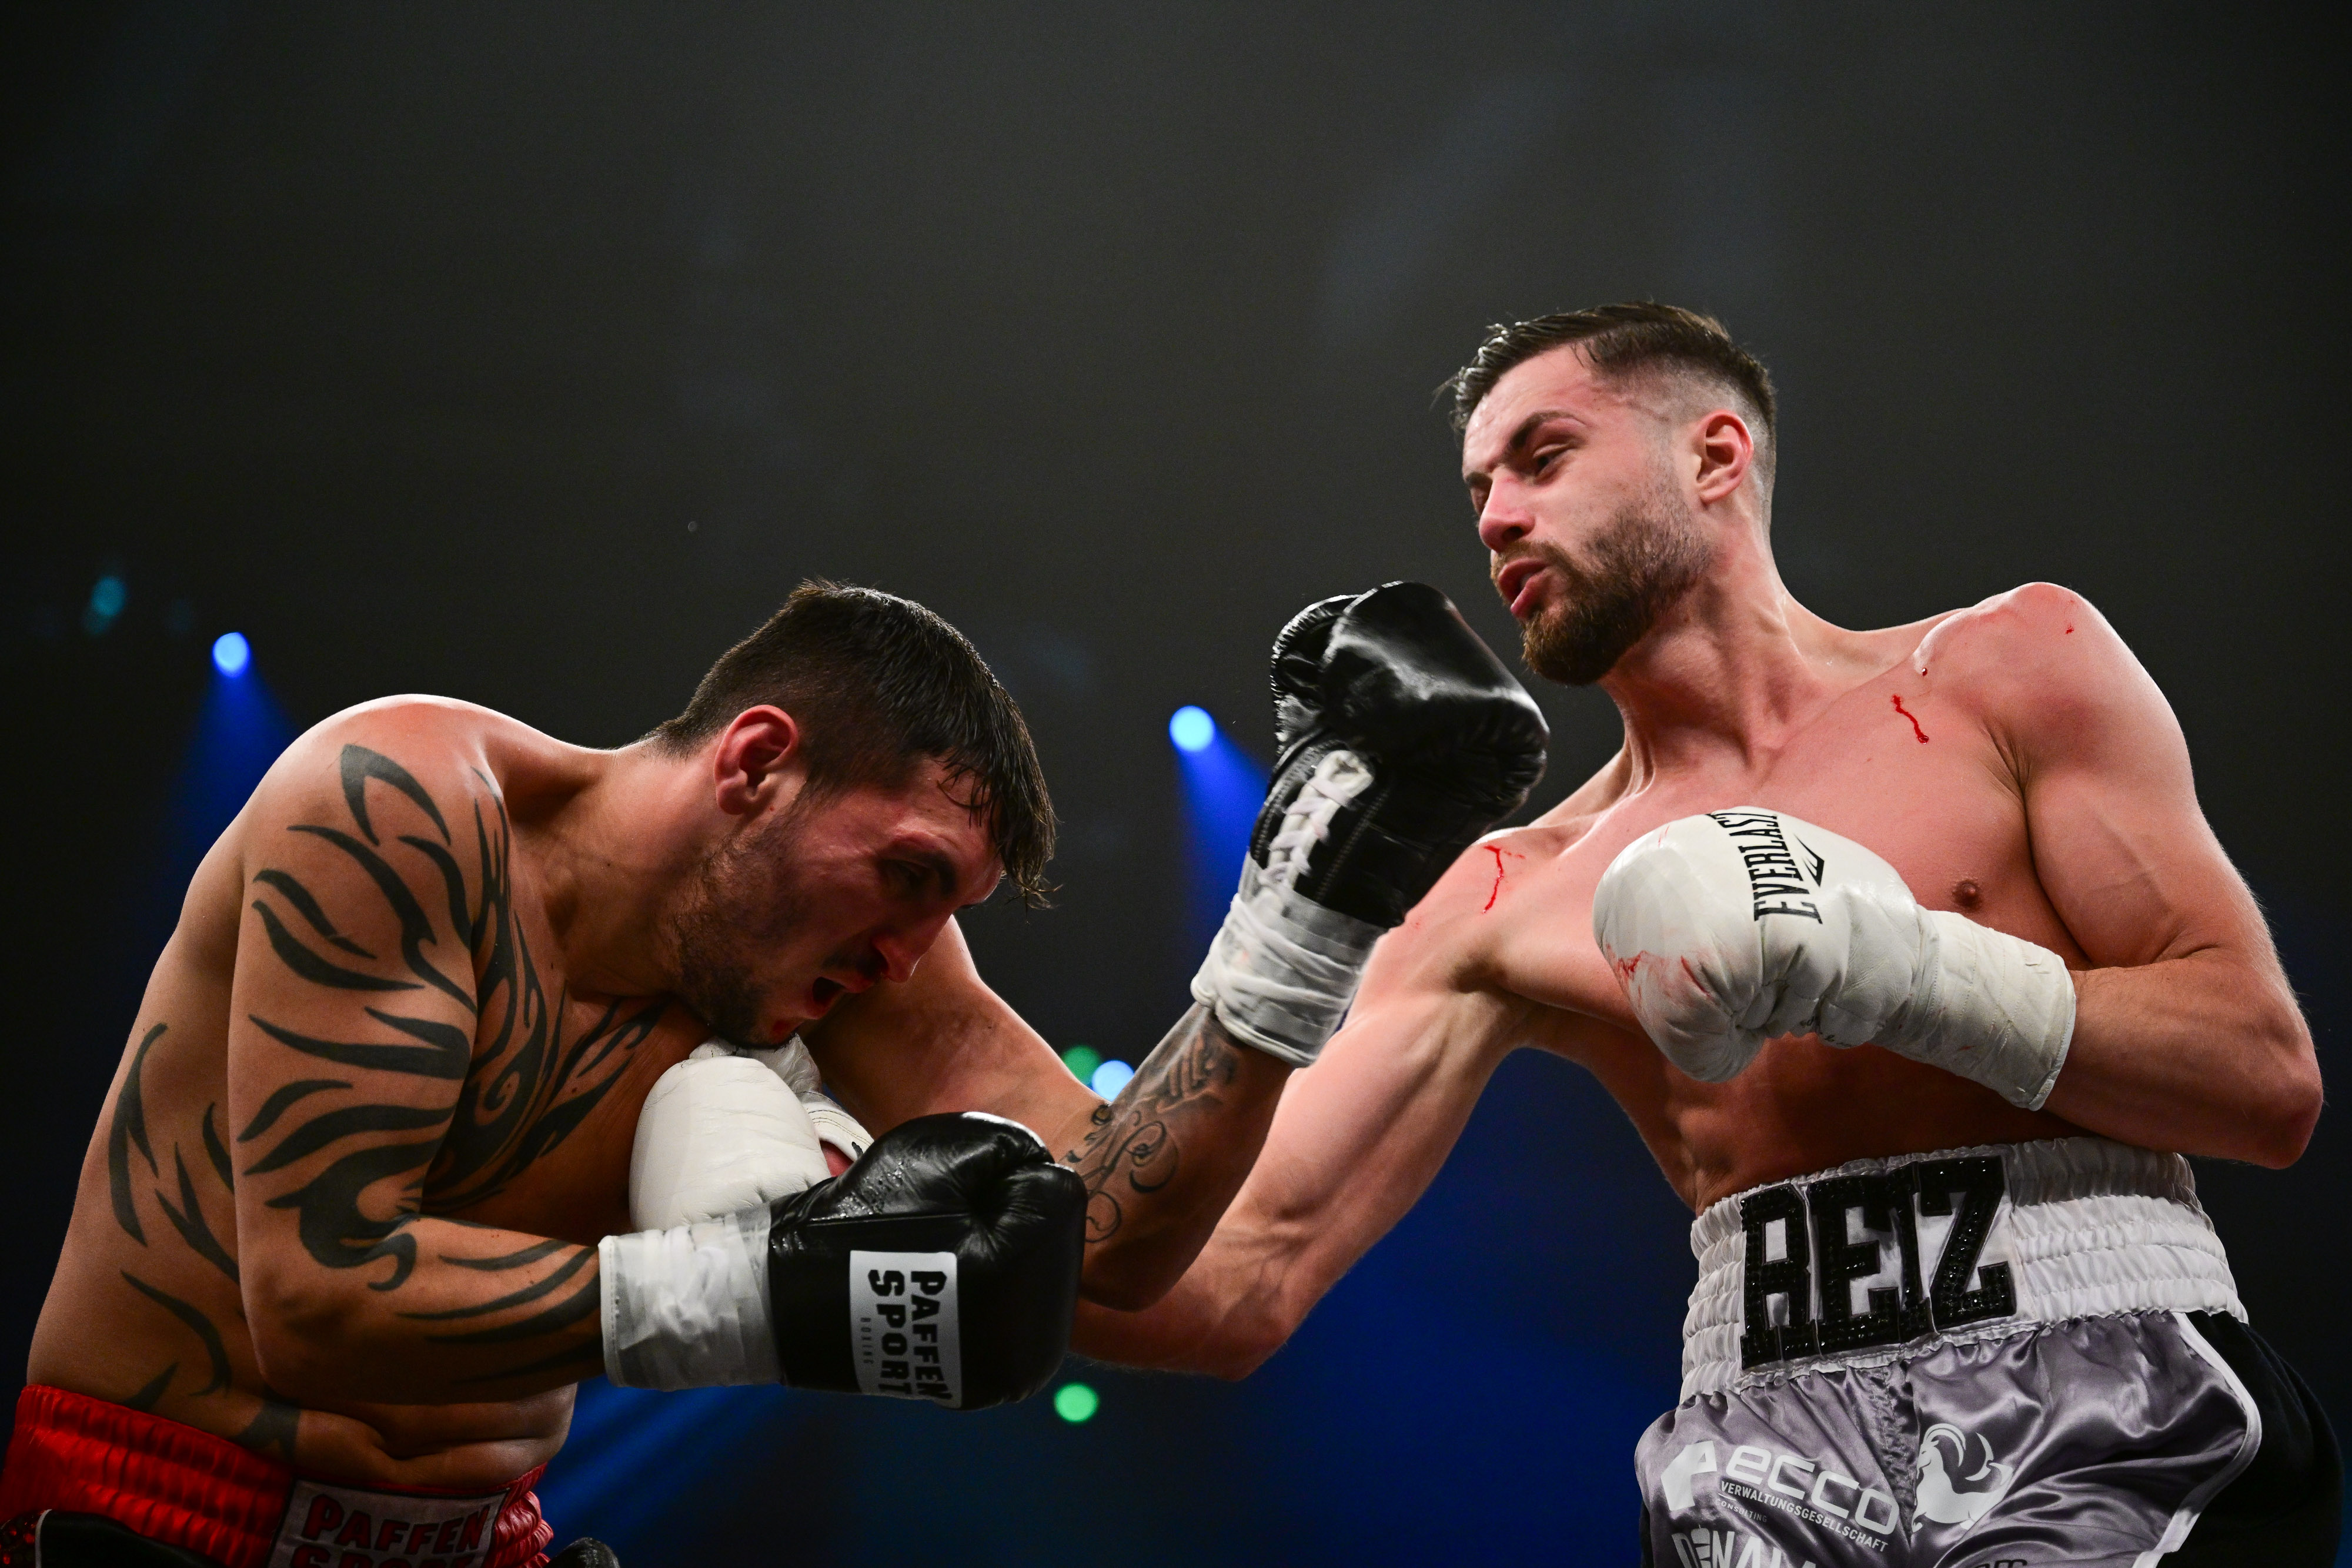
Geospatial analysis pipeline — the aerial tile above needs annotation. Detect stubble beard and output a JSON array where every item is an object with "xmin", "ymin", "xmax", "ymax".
[
  {"xmin": 667, "ymin": 804, "xmax": 813, "ymax": 1048},
  {"xmin": 1514, "ymin": 485, "xmax": 1713, "ymax": 687}
]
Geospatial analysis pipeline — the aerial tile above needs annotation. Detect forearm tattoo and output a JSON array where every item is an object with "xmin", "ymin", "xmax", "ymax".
[
  {"xmin": 103, "ymin": 744, "xmax": 657, "ymax": 1407},
  {"xmin": 1063, "ymin": 1003, "xmax": 1244, "ymax": 1244}
]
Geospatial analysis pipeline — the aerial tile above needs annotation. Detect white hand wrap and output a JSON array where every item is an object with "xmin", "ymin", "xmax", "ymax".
[
  {"xmin": 630, "ymin": 1042, "xmax": 832, "ymax": 1231},
  {"xmin": 600, "ymin": 1206, "xmax": 778, "ymax": 1390},
  {"xmin": 1190, "ymin": 753, "xmax": 1385, "ymax": 1065},
  {"xmin": 1592, "ymin": 807, "xmax": 2075, "ymax": 1109}
]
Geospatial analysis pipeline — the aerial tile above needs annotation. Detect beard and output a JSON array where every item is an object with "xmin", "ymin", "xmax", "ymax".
[
  {"xmin": 1510, "ymin": 485, "xmax": 1713, "ymax": 686},
  {"xmin": 666, "ymin": 802, "xmax": 816, "ymax": 1048}
]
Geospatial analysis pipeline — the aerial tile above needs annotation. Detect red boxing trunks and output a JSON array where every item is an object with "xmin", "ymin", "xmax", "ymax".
[{"xmin": 0, "ymin": 1385, "xmax": 554, "ymax": 1568}]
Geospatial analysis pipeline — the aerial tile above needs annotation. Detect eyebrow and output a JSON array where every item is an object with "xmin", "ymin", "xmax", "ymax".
[{"xmin": 1465, "ymin": 409, "xmax": 1582, "ymax": 482}]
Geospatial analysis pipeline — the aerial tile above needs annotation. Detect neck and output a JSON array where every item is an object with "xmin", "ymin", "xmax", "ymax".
[
  {"xmin": 1595, "ymin": 526, "xmax": 1864, "ymax": 787},
  {"xmin": 529, "ymin": 739, "xmax": 707, "ymax": 997}
]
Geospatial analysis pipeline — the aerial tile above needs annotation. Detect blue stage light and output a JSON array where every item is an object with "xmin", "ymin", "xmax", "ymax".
[
  {"xmin": 212, "ymin": 631, "xmax": 250, "ymax": 676},
  {"xmin": 1090, "ymin": 1058, "xmax": 1135, "ymax": 1097},
  {"xmin": 1169, "ymin": 705, "xmax": 1215, "ymax": 752},
  {"xmin": 84, "ymin": 575, "xmax": 128, "ymax": 636},
  {"xmin": 1173, "ymin": 720, "xmax": 1270, "ymax": 956}
]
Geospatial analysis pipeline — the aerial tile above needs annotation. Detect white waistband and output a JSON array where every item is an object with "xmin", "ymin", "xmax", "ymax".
[{"xmin": 1681, "ymin": 1136, "xmax": 2241, "ymax": 1400}]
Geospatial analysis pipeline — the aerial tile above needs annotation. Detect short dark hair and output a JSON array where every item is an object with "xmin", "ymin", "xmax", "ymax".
[
  {"xmin": 653, "ymin": 581, "xmax": 1054, "ymax": 902},
  {"xmin": 1442, "ymin": 302, "xmax": 1778, "ymax": 483}
]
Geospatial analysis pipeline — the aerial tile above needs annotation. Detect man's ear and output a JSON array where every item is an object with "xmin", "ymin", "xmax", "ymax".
[
  {"xmin": 1691, "ymin": 409, "xmax": 1756, "ymax": 507},
  {"xmin": 711, "ymin": 706, "xmax": 801, "ymax": 818}
]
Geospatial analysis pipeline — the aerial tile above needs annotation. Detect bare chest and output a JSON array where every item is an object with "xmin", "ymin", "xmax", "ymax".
[
  {"xmin": 423, "ymin": 912, "xmax": 703, "ymax": 1244},
  {"xmin": 1486, "ymin": 688, "xmax": 2078, "ymax": 1051}
]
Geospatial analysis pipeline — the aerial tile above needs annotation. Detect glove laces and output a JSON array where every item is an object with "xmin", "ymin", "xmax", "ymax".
[{"xmin": 1264, "ymin": 750, "xmax": 1375, "ymax": 890}]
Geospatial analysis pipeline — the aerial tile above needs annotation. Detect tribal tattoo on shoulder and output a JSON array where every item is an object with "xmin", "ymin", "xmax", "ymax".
[
  {"xmin": 240, "ymin": 745, "xmax": 664, "ymax": 1281},
  {"xmin": 1062, "ymin": 1002, "xmax": 1244, "ymax": 1244},
  {"xmin": 103, "ymin": 743, "xmax": 662, "ymax": 1412}
]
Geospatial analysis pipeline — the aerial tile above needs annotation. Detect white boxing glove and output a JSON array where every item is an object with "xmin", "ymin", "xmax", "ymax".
[
  {"xmin": 739, "ymin": 1035, "xmax": 873, "ymax": 1170},
  {"xmin": 630, "ymin": 1042, "xmax": 830, "ymax": 1230},
  {"xmin": 1591, "ymin": 807, "xmax": 2075, "ymax": 1109}
]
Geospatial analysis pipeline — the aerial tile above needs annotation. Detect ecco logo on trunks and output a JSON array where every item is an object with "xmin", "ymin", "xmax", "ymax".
[
  {"xmin": 1661, "ymin": 1439, "xmax": 1900, "ymax": 1563},
  {"xmin": 1738, "ymin": 1157, "xmax": 2014, "ymax": 1370},
  {"xmin": 1708, "ymin": 812, "xmax": 1827, "ymax": 924}
]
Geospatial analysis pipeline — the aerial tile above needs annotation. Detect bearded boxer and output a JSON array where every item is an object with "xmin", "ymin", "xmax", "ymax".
[
  {"xmin": 8, "ymin": 579, "xmax": 1544, "ymax": 1568},
  {"xmin": 1075, "ymin": 305, "xmax": 2337, "ymax": 1565}
]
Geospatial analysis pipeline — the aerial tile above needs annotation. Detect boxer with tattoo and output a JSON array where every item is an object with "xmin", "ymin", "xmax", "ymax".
[{"xmin": 6, "ymin": 579, "xmax": 1544, "ymax": 1567}]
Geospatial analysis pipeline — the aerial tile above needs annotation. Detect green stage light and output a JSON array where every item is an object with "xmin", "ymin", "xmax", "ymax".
[
  {"xmin": 1054, "ymin": 1382, "xmax": 1099, "ymax": 1424},
  {"xmin": 1061, "ymin": 1044, "xmax": 1102, "ymax": 1083}
]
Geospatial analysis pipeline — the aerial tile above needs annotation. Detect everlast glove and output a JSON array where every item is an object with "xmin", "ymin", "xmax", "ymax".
[{"xmin": 1594, "ymin": 808, "xmax": 2075, "ymax": 1108}]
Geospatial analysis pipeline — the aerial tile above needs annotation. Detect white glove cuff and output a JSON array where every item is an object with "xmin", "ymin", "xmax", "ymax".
[
  {"xmin": 1896, "ymin": 912, "xmax": 2077, "ymax": 1111},
  {"xmin": 600, "ymin": 1207, "xmax": 779, "ymax": 1390},
  {"xmin": 1190, "ymin": 858, "xmax": 1384, "ymax": 1066}
]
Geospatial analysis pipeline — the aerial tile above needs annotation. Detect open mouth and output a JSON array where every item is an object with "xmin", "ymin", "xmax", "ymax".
[
  {"xmin": 809, "ymin": 977, "xmax": 845, "ymax": 1013},
  {"xmin": 1495, "ymin": 558, "xmax": 1547, "ymax": 617}
]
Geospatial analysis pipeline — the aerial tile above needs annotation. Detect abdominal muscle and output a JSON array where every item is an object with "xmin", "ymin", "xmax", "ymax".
[
  {"xmin": 1528, "ymin": 873, "xmax": 2088, "ymax": 1215},
  {"xmin": 282, "ymin": 1389, "xmax": 578, "ymax": 1491},
  {"xmin": 32, "ymin": 1109, "xmax": 583, "ymax": 1492},
  {"xmin": 1599, "ymin": 1032, "xmax": 2081, "ymax": 1213}
]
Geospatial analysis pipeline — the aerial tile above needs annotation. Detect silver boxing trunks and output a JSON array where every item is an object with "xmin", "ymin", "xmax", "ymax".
[{"xmin": 1636, "ymin": 1138, "xmax": 2340, "ymax": 1567}]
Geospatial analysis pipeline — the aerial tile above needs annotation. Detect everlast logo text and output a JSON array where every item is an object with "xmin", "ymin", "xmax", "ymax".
[{"xmin": 1708, "ymin": 811, "xmax": 1826, "ymax": 924}]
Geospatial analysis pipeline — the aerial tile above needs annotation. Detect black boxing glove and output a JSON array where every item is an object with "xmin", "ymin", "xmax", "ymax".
[
  {"xmin": 1192, "ymin": 583, "xmax": 1548, "ymax": 1064},
  {"xmin": 767, "ymin": 1113, "xmax": 1084, "ymax": 1409},
  {"xmin": 602, "ymin": 1112, "xmax": 1084, "ymax": 1410}
]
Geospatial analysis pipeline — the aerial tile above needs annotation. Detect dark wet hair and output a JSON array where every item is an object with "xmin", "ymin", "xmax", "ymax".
[{"xmin": 653, "ymin": 581, "xmax": 1054, "ymax": 902}]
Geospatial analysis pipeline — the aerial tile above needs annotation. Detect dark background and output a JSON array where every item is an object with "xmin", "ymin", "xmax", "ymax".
[{"xmin": 5, "ymin": 4, "xmax": 2346, "ymax": 1563}]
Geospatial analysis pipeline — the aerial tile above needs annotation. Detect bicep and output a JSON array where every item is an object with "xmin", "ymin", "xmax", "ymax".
[
  {"xmin": 2007, "ymin": 618, "xmax": 2271, "ymax": 969},
  {"xmin": 227, "ymin": 745, "xmax": 483, "ymax": 1300},
  {"xmin": 1235, "ymin": 850, "xmax": 1537, "ymax": 1264}
]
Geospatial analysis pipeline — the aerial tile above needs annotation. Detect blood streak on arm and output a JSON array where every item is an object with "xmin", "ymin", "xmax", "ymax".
[
  {"xmin": 1890, "ymin": 694, "xmax": 1930, "ymax": 743},
  {"xmin": 1479, "ymin": 844, "xmax": 1529, "ymax": 911}
]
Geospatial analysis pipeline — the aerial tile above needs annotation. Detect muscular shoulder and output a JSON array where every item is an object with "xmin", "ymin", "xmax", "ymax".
[
  {"xmin": 1360, "ymin": 817, "xmax": 1584, "ymax": 999},
  {"xmin": 235, "ymin": 697, "xmax": 542, "ymax": 895},
  {"xmin": 250, "ymin": 698, "xmax": 540, "ymax": 830},
  {"xmin": 1907, "ymin": 582, "xmax": 2163, "ymax": 747}
]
